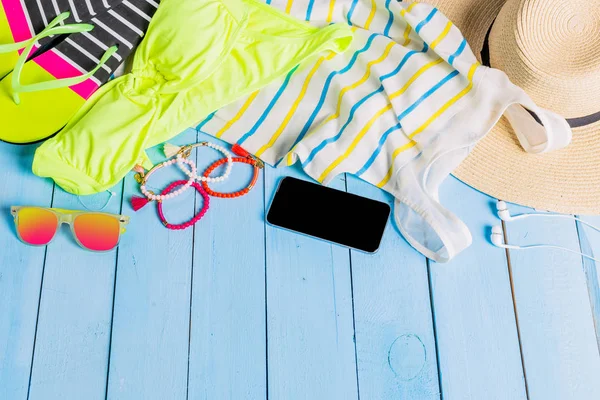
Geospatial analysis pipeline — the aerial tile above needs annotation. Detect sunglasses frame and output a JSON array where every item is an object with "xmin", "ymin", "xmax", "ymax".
[{"xmin": 10, "ymin": 206, "xmax": 130, "ymax": 252}]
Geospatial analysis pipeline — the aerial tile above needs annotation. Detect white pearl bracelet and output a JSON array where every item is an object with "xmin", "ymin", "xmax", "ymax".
[
  {"xmin": 140, "ymin": 158, "xmax": 197, "ymax": 202},
  {"xmin": 175, "ymin": 142, "xmax": 233, "ymax": 183}
]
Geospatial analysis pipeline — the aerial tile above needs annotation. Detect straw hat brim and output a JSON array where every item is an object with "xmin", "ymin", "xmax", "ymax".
[{"xmin": 454, "ymin": 120, "xmax": 600, "ymax": 214}]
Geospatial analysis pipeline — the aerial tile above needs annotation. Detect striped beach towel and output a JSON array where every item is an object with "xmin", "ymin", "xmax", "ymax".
[
  {"xmin": 197, "ymin": 0, "xmax": 480, "ymax": 184},
  {"xmin": 197, "ymin": 0, "xmax": 570, "ymax": 261}
]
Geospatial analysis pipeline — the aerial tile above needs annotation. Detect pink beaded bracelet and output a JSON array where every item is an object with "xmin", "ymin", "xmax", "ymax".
[{"xmin": 157, "ymin": 180, "xmax": 210, "ymax": 230}]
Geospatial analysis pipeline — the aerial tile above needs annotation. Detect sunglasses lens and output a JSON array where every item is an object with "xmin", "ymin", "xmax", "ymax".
[
  {"xmin": 16, "ymin": 208, "xmax": 58, "ymax": 245},
  {"xmin": 73, "ymin": 214, "xmax": 120, "ymax": 251}
]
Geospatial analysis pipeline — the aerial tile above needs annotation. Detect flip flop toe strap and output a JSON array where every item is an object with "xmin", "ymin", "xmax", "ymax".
[
  {"xmin": 11, "ymin": 45, "xmax": 118, "ymax": 104},
  {"xmin": 7, "ymin": 12, "xmax": 118, "ymax": 104}
]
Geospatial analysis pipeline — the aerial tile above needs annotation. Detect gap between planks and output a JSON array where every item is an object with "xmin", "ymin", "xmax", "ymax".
[{"xmin": 501, "ymin": 217, "xmax": 531, "ymax": 400}]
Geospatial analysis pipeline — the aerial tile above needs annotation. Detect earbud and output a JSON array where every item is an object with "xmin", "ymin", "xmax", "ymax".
[
  {"xmin": 496, "ymin": 201, "xmax": 512, "ymax": 221},
  {"xmin": 496, "ymin": 200, "xmax": 531, "ymax": 222},
  {"xmin": 490, "ymin": 224, "xmax": 600, "ymax": 262},
  {"xmin": 490, "ymin": 225, "xmax": 509, "ymax": 248},
  {"xmin": 490, "ymin": 225, "xmax": 520, "ymax": 250},
  {"xmin": 494, "ymin": 200, "xmax": 600, "ymax": 261}
]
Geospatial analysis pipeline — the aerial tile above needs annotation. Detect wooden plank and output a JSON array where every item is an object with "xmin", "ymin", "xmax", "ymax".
[
  {"xmin": 345, "ymin": 175, "xmax": 440, "ymax": 400},
  {"xmin": 504, "ymin": 205, "xmax": 600, "ymax": 400},
  {"xmin": 106, "ymin": 128, "xmax": 197, "ymax": 399},
  {"xmin": 187, "ymin": 132, "xmax": 267, "ymax": 400},
  {"xmin": 577, "ymin": 216, "xmax": 600, "ymax": 349},
  {"xmin": 429, "ymin": 178, "xmax": 527, "ymax": 399},
  {"xmin": 264, "ymin": 166, "xmax": 359, "ymax": 400},
  {"xmin": 0, "ymin": 142, "xmax": 54, "ymax": 399},
  {"xmin": 27, "ymin": 181, "xmax": 123, "ymax": 400}
]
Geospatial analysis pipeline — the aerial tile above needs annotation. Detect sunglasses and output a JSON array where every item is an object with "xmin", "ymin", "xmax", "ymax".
[{"xmin": 10, "ymin": 207, "xmax": 130, "ymax": 252}]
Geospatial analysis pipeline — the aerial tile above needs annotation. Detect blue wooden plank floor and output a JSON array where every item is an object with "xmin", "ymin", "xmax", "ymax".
[{"xmin": 1, "ymin": 129, "xmax": 599, "ymax": 400}]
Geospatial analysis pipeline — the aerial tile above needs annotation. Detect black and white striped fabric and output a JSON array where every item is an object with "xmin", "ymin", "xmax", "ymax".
[
  {"xmin": 24, "ymin": 0, "xmax": 122, "ymax": 45},
  {"xmin": 50, "ymin": 0, "xmax": 159, "ymax": 85}
]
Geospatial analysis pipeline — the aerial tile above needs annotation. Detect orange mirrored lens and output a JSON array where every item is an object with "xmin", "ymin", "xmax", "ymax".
[
  {"xmin": 17, "ymin": 208, "xmax": 58, "ymax": 245},
  {"xmin": 73, "ymin": 214, "xmax": 120, "ymax": 251}
]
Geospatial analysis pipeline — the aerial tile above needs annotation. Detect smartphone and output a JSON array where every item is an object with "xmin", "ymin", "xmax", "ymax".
[{"xmin": 266, "ymin": 177, "xmax": 391, "ymax": 253}]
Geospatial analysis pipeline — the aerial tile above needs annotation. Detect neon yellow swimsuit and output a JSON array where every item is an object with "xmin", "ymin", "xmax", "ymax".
[{"xmin": 33, "ymin": 0, "xmax": 352, "ymax": 195}]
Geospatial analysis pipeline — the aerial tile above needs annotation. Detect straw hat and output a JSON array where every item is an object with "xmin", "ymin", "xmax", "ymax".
[{"xmin": 421, "ymin": 0, "xmax": 600, "ymax": 214}]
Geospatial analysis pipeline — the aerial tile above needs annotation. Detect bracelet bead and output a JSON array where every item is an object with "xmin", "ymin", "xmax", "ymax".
[
  {"xmin": 175, "ymin": 142, "xmax": 233, "ymax": 183},
  {"xmin": 139, "ymin": 157, "xmax": 197, "ymax": 202},
  {"xmin": 157, "ymin": 180, "xmax": 210, "ymax": 230},
  {"xmin": 201, "ymin": 156, "xmax": 262, "ymax": 199}
]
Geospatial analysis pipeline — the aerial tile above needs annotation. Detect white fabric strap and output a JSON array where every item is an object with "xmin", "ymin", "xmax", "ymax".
[
  {"xmin": 486, "ymin": 68, "xmax": 572, "ymax": 154},
  {"xmin": 391, "ymin": 67, "xmax": 572, "ymax": 263},
  {"xmin": 393, "ymin": 162, "xmax": 473, "ymax": 263}
]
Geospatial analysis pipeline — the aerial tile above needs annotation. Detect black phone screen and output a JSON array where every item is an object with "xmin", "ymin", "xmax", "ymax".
[{"xmin": 266, "ymin": 177, "xmax": 391, "ymax": 253}]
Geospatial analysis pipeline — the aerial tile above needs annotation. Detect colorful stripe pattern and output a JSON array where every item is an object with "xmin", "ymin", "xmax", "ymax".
[
  {"xmin": 2, "ymin": 0, "xmax": 158, "ymax": 99},
  {"xmin": 198, "ymin": 0, "xmax": 482, "ymax": 191},
  {"xmin": 2, "ymin": 0, "xmax": 117, "ymax": 43}
]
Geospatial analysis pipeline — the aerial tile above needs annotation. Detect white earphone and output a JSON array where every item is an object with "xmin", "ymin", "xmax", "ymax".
[
  {"xmin": 496, "ymin": 201, "xmax": 600, "ymax": 230},
  {"xmin": 491, "ymin": 201, "xmax": 600, "ymax": 262}
]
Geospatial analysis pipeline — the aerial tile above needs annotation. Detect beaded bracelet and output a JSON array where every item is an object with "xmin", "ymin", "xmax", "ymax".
[
  {"xmin": 166, "ymin": 141, "xmax": 233, "ymax": 183},
  {"xmin": 130, "ymin": 157, "xmax": 197, "ymax": 211},
  {"xmin": 201, "ymin": 143, "xmax": 265, "ymax": 198},
  {"xmin": 158, "ymin": 180, "xmax": 210, "ymax": 230},
  {"xmin": 201, "ymin": 156, "xmax": 262, "ymax": 198}
]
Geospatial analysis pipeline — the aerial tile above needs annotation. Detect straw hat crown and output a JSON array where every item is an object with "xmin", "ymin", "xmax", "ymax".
[{"xmin": 490, "ymin": 0, "xmax": 600, "ymax": 118}]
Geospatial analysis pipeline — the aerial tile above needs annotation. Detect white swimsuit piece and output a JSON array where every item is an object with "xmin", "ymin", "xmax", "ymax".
[{"xmin": 197, "ymin": 0, "xmax": 572, "ymax": 262}]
